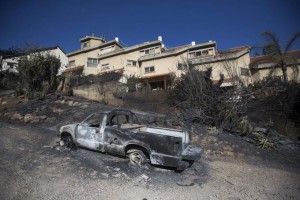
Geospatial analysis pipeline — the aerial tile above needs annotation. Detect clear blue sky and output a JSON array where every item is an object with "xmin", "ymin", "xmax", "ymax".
[{"xmin": 1, "ymin": 0, "xmax": 299, "ymax": 54}]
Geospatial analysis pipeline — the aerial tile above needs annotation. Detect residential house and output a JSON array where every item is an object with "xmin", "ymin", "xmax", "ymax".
[
  {"xmin": 67, "ymin": 36, "xmax": 124, "ymax": 75},
  {"xmin": 140, "ymin": 42, "xmax": 251, "ymax": 88},
  {"xmin": 1, "ymin": 46, "xmax": 68, "ymax": 75},
  {"xmin": 250, "ymin": 50, "xmax": 300, "ymax": 83},
  {"xmin": 67, "ymin": 35, "xmax": 252, "ymax": 89}
]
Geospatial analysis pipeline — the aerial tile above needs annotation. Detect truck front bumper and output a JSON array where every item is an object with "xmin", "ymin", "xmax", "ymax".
[{"xmin": 182, "ymin": 144, "xmax": 203, "ymax": 161}]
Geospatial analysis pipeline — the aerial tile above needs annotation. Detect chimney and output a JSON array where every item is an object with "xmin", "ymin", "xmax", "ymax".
[
  {"xmin": 115, "ymin": 37, "xmax": 119, "ymax": 42},
  {"xmin": 158, "ymin": 36, "xmax": 162, "ymax": 42},
  {"xmin": 191, "ymin": 41, "xmax": 196, "ymax": 46}
]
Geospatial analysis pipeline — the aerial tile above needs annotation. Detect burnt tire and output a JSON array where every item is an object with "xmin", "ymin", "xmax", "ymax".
[
  {"xmin": 128, "ymin": 150, "xmax": 147, "ymax": 166},
  {"xmin": 61, "ymin": 134, "xmax": 74, "ymax": 148}
]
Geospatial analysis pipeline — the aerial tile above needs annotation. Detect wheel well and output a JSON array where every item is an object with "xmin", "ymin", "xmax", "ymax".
[
  {"xmin": 125, "ymin": 144, "xmax": 150, "ymax": 159},
  {"xmin": 61, "ymin": 132, "xmax": 72, "ymax": 139}
]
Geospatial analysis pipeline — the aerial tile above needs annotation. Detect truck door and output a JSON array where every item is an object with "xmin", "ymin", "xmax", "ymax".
[
  {"xmin": 104, "ymin": 112, "xmax": 131, "ymax": 155},
  {"xmin": 75, "ymin": 113, "xmax": 104, "ymax": 150}
]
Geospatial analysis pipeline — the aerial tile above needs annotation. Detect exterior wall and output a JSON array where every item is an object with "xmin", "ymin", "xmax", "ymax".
[
  {"xmin": 80, "ymin": 38, "xmax": 104, "ymax": 49},
  {"xmin": 77, "ymin": 42, "xmax": 163, "ymax": 79},
  {"xmin": 123, "ymin": 50, "xmax": 143, "ymax": 77},
  {"xmin": 53, "ymin": 48, "xmax": 68, "ymax": 75},
  {"xmin": 287, "ymin": 64, "xmax": 300, "ymax": 82},
  {"xmin": 89, "ymin": 39, "xmax": 103, "ymax": 47},
  {"xmin": 68, "ymin": 53, "xmax": 86, "ymax": 68},
  {"xmin": 95, "ymin": 47, "xmax": 163, "ymax": 80},
  {"xmin": 251, "ymin": 69, "xmax": 261, "ymax": 83},
  {"xmin": 252, "ymin": 64, "xmax": 300, "ymax": 83},
  {"xmin": 192, "ymin": 52, "xmax": 251, "ymax": 86},
  {"xmin": 140, "ymin": 55, "xmax": 180, "ymax": 76},
  {"xmin": 68, "ymin": 48, "xmax": 101, "ymax": 74},
  {"xmin": 1, "ymin": 57, "xmax": 19, "ymax": 72}
]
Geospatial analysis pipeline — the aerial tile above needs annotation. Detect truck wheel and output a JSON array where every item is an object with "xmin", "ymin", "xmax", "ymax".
[
  {"xmin": 128, "ymin": 150, "xmax": 147, "ymax": 166},
  {"xmin": 61, "ymin": 134, "xmax": 74, "ymax": 148}
]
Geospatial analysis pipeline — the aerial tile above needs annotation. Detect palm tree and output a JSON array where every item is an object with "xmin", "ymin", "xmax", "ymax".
[{"xmin": 260, "ymin": 31, "xmax": 300, "ymax": 83}]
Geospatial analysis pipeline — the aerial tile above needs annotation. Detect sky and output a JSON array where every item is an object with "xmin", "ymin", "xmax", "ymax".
[{"xmin": 1, "ymin": 0, "xmax": 299, "ymax": 55}]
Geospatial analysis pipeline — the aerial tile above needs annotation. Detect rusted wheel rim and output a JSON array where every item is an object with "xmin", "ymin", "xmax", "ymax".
[{"xmin": 129, "ymin": 152, "xmax": 143, "ymax": 166}]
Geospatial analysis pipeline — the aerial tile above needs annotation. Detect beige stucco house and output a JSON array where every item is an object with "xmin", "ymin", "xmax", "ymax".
[
  {"xmin": 250, "ymin": 50, "xmax": 300, "ymax": 83},
  {"xmin": 67, "ymin": 35, "xmax": 252, "ymax": 89}
]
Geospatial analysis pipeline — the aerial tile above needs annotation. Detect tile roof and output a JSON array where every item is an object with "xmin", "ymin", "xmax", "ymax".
[
  {"xmin": 63, "ymin": 65, "xmax": 84, "ymax": 73},
  {"xmin": 140, "ymin": 72, "xmax": 175, "ymax": 80},
  {"xmin": 97, "ymin": 67, "xmax": 124, "ymax": 75},
  {"xmin": 250, "ymin": 50, "xmax": 300, "ymax": 66}
]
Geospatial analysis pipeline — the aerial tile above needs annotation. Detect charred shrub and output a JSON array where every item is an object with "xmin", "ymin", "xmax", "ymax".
[
  {"xmin": 167, "ymin": 69, "xmax": 221, "ymax": 125},
  {"xmin": 167, "ymin": 69, "xmax": 248, "ymax": 132},
  {"xmin": 0, "ymin": 71, "xmax": 19, "ymax": 90}
]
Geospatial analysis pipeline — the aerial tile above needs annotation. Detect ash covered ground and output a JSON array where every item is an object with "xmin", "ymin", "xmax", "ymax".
[{"xmin": 0, "ymin": 92, "xmax": 300, "ymax": 200}]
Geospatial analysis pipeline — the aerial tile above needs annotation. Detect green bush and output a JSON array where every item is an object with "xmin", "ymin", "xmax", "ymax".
[{"xmin": 17, "ymin": 53, "xmax": 60, "ymax": 98}]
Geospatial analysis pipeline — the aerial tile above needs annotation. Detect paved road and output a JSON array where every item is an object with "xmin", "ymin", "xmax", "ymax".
[{"xmin": 0, "ymin": 122, "xmax": 299, "ymax": 200}]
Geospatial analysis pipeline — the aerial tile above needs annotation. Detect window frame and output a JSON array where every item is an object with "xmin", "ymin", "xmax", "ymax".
[
  {"xmin": 127, "ymin": 60, "xmax": 138, "ymax": 67},
  {"xmin": 144, "ymin": 66, "xmax": 155, "ymax": 73},
  {"xmin": 140, "ymin": 46, "xmax": 159, "ymax": 55},
  {"xmin": 240, "ymin": 67, "xmax": 250, "ymax": 76},
  {"xmin": 177, "ymin": 62, "xmax": 188, "ymax": 70},
  {"xmin": 189, "ymin": 48, "xmax": 213, "ymax": 58},
  {"xmin": 82, "ymin": 41, "xmax": 90, "ymax": 48},
  {"xmin": 87, "ymin": 58, "xmax": 98, "ymax": 68}
]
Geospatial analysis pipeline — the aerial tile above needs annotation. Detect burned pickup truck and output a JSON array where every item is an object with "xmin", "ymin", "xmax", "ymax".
[{"xmin": 59, "ymin": 109, "xmax": 203, "ymax": 171}]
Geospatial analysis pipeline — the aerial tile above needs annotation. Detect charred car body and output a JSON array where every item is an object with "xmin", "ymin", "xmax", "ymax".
[{"xmin": 59, "ymin": 109, "xmax": 203, "ymax": 170}]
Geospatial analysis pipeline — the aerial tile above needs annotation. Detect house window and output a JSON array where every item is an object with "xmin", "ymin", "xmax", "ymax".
[
  {"xmin": 69, "ymin": 60, "xmax": 75, "ymax": 67},
  {"xmin": 100, "ymin": 63, "xmax": 110, "ymax": 70},
  {"xmin": 127, "ymin": 60, "xmax": 138, "ymax": 67},
  {"xmin": 195, "ymin": 51, "xmax": 202, "ymax": 57},
  {"xmin": 202, "ymin": 50, "xmax": 209, "ymax": 55},
  {"xmin": 189, "ymin": 48, "xmax": 213, "ymax": 58},
  {"xmin": 140, "ymin": 46, "xmax": 159, "ymax": 55},
  {"xmin": 177, "ymin": 62, "xmax": 188, "ymax": 70},
  {"xmin": 82, "ymin": 42, "xmax": 90, "ymax": 48},
  {"xmin": 189, "ymin": 52, "xmax": 195, "ymax": 58},
  {"xmin": 145, "ymin": 48, "xmax": 155, "ymax": 55},
  {"xmin": 87, "ymin": 58, "xmax": 97, "ymax": 67},
  {"xmin": 240, "ymin": 67, "xmax": 250, "ymax": 76},
  {"xmin": 145, "ymin": 66, "xmax": 155, "ymax": 73}
]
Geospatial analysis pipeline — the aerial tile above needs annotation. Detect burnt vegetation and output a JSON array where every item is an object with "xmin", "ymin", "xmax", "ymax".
[{"xmin": 167, "ymin": 68, "xmax": 249, "ymax": 134}]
